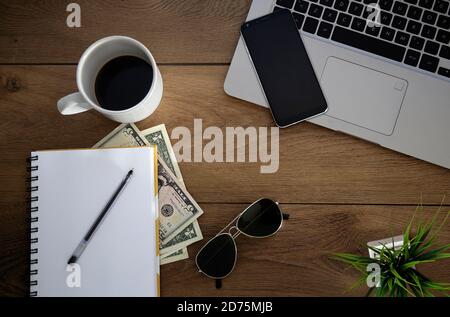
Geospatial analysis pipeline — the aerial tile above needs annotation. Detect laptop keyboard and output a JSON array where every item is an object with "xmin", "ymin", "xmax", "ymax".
[{"xmin": 274, "ymin": 0, "xmax": 450, "ymax": 80}]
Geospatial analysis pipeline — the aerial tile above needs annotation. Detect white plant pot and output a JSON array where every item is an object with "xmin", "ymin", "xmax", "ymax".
[{"xmin": 367, "ymin": 235, "xmax": 404, "ymax": 259}]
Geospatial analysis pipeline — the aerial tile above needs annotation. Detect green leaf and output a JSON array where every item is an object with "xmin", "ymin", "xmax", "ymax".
[
  {"xmin": 431, "ymin": 208, "xmax": 450, "ymax": 241},
  {"xmin": 423, "ymin": 289, "xmax": 435, "ymax": 297},
  {"xmin": 407, "ymin": 271, "xmax": 424, "ymax": 297},
  {"xmin": 404, "ymin": 204, "xmax": 419, "ymax": 246},
  {"xmin": 387, "ymin": 277, "xmax": 394, "ymax": 295},
  {"xmin": 423, "ymin": 281, "xmax": 450, "ymax": 291},
  {"xmin": 346, "ymin": 275, "xmax": 368, "ymax": 294},
  {"xmin": 393, "ymin": 277, "xmax": 413, "ymax": 297},
  {"xmin": 410, "ymin": 224, "xmax": 432, "ymax": 252},
  {"xmin": 413, "ymin": 238, "xmax": 436, "ymax": 257},
  {"xmin": 401, "ymin": 259, "xmax": 435, "ymax": 269},
  {"xmin": 390, "ymin": 265, "xmax": 415, "ymax": 287},
  {"xmin": 375, "ymin": 284, "xmax": 385, "ymax": 297},
  {"xmin": 365, "ymin": 287, "xmax": 375, "ymax": 297},
  {"xmin": 413, "ymin": 245, "xmax": 450, "ymax": 261}
]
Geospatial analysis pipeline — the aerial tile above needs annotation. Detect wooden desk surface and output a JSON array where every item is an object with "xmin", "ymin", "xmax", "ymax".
[{"xmin": 0, "ymin": 0, "xmax": 449, "ymax": 296}]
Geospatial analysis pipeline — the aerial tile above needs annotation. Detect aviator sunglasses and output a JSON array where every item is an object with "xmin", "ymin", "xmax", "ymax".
[{"xmin": 195, "ymin": 198, "xmax": 289, "ymax": 288}]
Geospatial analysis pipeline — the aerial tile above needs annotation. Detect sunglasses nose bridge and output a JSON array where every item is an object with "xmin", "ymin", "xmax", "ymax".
[{"xmin": 228, "ymin": 225, "xmax": 240, "ymax": 238}]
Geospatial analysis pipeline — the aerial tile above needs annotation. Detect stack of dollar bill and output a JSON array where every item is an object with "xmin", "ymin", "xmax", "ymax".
[{"xmin": 93, "ymin": 123, "xmax": 204, "ymax": 265}]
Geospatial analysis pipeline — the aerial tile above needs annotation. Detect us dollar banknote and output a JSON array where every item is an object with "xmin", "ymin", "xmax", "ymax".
[
  {"xmin": 160, "ymin": 221, "xmax": 203, "ymax": 256},
  {"xmin": 157, "ymin": 159, "xmax": 204, "ymax": 243},
  {"xmin": 141, "ymin": 124, "xmax": 184, "ymax": 185},
  {"xmin": 93, "ymin": 123, "xmax": 150, "ymax": 148},
  {"xmin": 160, "ymin": 247, "xmax": 188, "ymax": 265},
  {"xmin": 94, "ymin": 123, "xmax": 203, "ymax": 250},
  {"xmin": 140, "ymin": 124, "xmax": 203, "ymax": 253}
]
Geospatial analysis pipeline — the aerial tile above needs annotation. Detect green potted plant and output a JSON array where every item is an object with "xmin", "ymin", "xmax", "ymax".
[{"xmin": 332, "ymin": 204, "xmax": 450, "ymax": 297}]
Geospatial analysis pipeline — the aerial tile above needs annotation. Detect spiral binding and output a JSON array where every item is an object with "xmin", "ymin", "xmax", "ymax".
[{"xmin": 27, "ymin": 155, "xmax": 39, "ymax": 297}]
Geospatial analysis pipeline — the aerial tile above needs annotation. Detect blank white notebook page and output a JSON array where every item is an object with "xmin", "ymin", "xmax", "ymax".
[{"xmin": 30, "ymin": 147, "xmax": 159, "ymax": 296}]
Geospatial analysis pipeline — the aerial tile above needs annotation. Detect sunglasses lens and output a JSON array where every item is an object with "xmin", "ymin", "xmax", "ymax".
[
  {"xmin": 196, "ymin": 233, "xmax": 236, "ymax": 279},
  {"xmin": 237, "ymin": 198, "xmax": 281, "ymax": 237}
]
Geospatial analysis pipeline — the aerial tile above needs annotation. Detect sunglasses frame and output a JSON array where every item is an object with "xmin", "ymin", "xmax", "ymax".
[{"xmin": 195, "ymin": 198, "xmax": 284, "ymax": 280}]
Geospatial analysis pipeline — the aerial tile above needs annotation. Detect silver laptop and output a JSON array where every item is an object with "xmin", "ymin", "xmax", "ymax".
[{"xmin": 225, "ymin": 0, "xmax": 450, "ymax": 169}]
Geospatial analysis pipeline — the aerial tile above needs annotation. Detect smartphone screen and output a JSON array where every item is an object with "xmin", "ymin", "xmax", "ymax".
[{"xmin": 241, "ymin": 9, "xmax": 327, "ymax": 127}]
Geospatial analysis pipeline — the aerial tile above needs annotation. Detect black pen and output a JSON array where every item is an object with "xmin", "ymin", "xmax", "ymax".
[{"xmin": 67, "ymin": 169, "xmax": 134, "ymax": 264}]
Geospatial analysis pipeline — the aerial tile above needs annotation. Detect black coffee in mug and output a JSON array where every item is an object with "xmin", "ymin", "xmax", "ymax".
[{"xmin": 95, "ymin": 55, "xmax": 153, "ymax": 111}]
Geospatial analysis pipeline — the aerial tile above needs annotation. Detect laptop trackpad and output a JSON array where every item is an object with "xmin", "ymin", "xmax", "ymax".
[{"xmin": 320, "ymin": 57, "xmax": 407, "ymax": 136}]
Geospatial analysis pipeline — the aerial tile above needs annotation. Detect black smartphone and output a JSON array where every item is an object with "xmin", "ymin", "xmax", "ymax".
[{"xmin": 241, "ymin": 9, "xmax": 327, "ymax": 127}]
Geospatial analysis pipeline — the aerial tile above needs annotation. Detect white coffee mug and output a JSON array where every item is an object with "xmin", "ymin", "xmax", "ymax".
[{"xmin": 57, "ymin": 36, "xmax": 163, "ymax": 123}]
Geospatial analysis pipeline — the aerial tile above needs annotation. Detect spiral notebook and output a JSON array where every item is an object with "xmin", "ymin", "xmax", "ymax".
[{"xmin": 28, "ymin": 147, "xmax": 159, "ymax": 297}]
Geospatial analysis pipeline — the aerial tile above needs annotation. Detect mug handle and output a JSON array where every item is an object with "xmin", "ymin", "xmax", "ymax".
[{"xmin": 57, "ymin": 92, "xmax": 93, "ymax": 115}]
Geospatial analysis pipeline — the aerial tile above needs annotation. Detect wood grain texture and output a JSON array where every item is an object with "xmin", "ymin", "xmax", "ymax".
[
  {"xmin": 0, "ymin": 65, "xmax": 449, "ymax": 205},
  {"xmin": 0, "ymin": 0, "xmax": 251, "ymax": 64},
  {"xmin": 170, "ymin": 204, "xmax": 450, "ymax": 296},
  {"xmin": 1, "ymin": 203, "xmax": 449, "ymax": 296}
]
